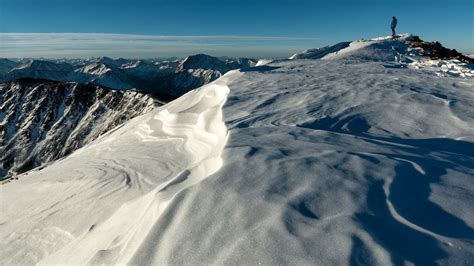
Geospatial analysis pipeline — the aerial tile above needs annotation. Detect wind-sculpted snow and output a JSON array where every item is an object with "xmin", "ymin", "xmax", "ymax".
[
  {"xmin": 0, "ymin": 77, "xmax": 230, "ymax": 264},
  {"xmin": 121, "ymin": 59, "xmax": 472, "ymax": 265}
]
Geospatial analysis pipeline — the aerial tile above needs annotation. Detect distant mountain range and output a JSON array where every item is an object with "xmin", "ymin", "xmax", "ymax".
[{"xmin": 0, "ymin": 54, "xmax": 257, "ymax": 97}]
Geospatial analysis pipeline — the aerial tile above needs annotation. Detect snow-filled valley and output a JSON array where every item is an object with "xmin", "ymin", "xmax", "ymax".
[{"xmin": 1, "ymin": 35, "xmax": 474, "ymax": 265}]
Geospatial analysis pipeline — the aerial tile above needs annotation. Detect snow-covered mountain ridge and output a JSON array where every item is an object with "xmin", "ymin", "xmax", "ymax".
[
  {"xmin": 1, "ymin": 35, "xmax": 473, "ymax": 265},
  {"xmin": 0, "ymin": 79, "xmax": 155, "ymax": 180},
  {"xmin": 0, "ymin": 55, "xmax": 256, "ymax": 97}
]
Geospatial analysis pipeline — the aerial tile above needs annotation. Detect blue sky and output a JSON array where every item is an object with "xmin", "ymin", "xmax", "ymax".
[{"xmin": 0, "ymin": 0, "xmax": 472, "ymax": 58}]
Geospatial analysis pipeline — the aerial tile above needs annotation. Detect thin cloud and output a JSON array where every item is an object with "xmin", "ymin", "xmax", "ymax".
[{"xmin": 0, "ymin": 33, "xmax": 321, "ymax": 58}]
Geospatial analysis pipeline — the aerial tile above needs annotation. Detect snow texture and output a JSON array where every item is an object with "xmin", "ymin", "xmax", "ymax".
[
  {"xmin": 1, "ymin": 75, "xmax": 230, "ymax": 265},
  {"xmin": 1, "ymin": 35, "xmax": 473, "ymax": 265}
]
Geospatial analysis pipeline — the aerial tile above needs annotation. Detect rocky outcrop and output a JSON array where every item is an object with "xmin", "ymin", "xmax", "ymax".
[{"xmin": 409, "ymin": 36, "xmax": 474, "ymax": 64}]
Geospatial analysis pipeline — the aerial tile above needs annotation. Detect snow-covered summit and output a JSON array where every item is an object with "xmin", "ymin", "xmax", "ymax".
[
  {"xmin": 290, "ymin": 34, "xmax": 474, "ymax": 78},
  {"xmin": 290, "ymin": 34, "xmax": 414, "ymax": 60},
  {"xmin": 79, "ymin": 63, "xmax": 113, "ymax": 75}
]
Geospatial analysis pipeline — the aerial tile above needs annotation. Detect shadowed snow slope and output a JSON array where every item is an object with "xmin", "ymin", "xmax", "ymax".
[
  {"xmin": 289, "ymin": 41, "xmax": 351, "ymax": 60},
  {"xmin": 0, "ymin": 75, "xmax": 230, "ymax": 265},
  {"xmin": 195, "ymin": 60, "xmax": 473, "ymax": 265},
  {"xmin": 1, "ymin": 38, "xmax": 474, "ymax": 265},
  {"xmin": 123, "ymin": 60, "xmax": 473, "ymax": 265}
]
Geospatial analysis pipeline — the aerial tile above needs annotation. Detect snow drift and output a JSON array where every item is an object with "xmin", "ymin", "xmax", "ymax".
[{"xmin": 0, "ymin": 75, "xmax": 231, "ymax": 264}]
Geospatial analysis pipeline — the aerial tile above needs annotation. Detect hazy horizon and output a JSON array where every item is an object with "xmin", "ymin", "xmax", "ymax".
[
  {"xmin": 1, "ymin": 0, "xmax": 472, "ymax": 58},
  {"xmin": 1, "ymin": 32, "xmax": 472, "ymax": 60},
  {"xmin": 0, "ymin": 33, "xmax": 321, "ymax": 59}
]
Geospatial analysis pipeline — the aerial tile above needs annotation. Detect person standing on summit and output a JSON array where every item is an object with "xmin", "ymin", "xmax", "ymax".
[{"xmin": 391, "ymin": 16, "xmax": 398, "ymax": 37}]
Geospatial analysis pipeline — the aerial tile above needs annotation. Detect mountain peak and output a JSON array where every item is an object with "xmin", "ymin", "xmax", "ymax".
[
  {"xmin": 180, "ymin": 54, "xmax": 224, "ymax": 70},
  {"xmin": 90, "ymin": 56, "xmax": 126, "ymax": 68},
  {"xmin": 289, "ymin": 34, "xmax": 473, "ymax": 77}
]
